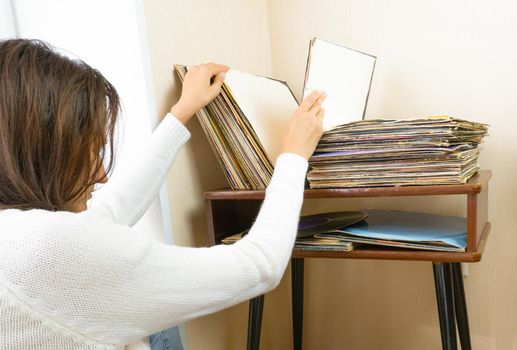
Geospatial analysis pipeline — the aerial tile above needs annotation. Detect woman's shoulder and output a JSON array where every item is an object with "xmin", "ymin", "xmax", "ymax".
[
  {"xmin": 0, "ymin": 207, "xmax": 109, "ymax": 231},
  {"xmin": 0, "ymin": 208, "xmax": 125, "ymax": 253}
]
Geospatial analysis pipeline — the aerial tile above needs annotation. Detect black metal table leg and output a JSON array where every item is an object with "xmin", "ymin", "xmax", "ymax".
[
  {"xmin": 433, "ymin": 262, "xmax": 457, "ymax": 350},
  {"xmin": 291, "ymin": 258, "xmax": 304, "ymax": 350},
  {"xmin": 247, "ymin": 294, "xmax": 265, "ymax": 350},
  {"xmin": 452, "ymin": 263, "xmax": 472, "ymax": 350}
]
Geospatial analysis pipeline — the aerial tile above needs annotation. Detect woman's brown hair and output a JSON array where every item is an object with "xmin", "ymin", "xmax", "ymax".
[{"xmin": 0, "ymin": 39, "xmax": 119, "ymax": 211}]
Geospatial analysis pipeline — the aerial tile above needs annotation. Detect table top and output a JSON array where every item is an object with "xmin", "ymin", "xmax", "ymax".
[{"xmin": 205, "ymin": 170, "xmax": 491, "ymax": 200}]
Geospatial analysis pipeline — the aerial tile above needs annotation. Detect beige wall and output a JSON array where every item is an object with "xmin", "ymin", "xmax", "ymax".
[
  {"xmin": 267, "ymin": 0, "xmax": 517, "ymax": 349},
  {"xmin": 145, "ymin": 0, "xmax": 517, "ymax": 349}
]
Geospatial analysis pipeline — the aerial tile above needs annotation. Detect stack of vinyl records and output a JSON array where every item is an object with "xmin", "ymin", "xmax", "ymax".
[
  {"xmin": 221, "ymin": 209, "xmax": 469, "ymax": 252},
  {"xmin": 175, "ymin": 65, "xmax": 298, "ymax": 190},
  {"xmin": 222, "ymin": 230, "xmax": 353, "ymax": 252},
  {"xmin": 315, "ymin": 209, "xmax": 468, "ymax": 252},
  {"xmin": 308, "ymin": 117, "xmax": 488, "ymax": 188},
  {"xmin": 174, "ymin": 38, "xmax": 376, "ymax": 190},
  {"xmin": 222, "ymin": 211, "xmax": 367, "ymax": 252},
  {"xmin": 294, "ymin": 211, "xmax": 366, "ymax": 252}
]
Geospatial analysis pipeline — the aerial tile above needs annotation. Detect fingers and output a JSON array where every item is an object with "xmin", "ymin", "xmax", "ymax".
[
  {"xmin": 299, "ymin": 91, "xmax": 320, "ymax": 111},
  {"xmin": 187, "ymin": 64, "xmax": 199, "ymax": 72},
  {"xmin": 212, "ymin": 71, "xmax": 226, "ymax": 86},
  {"xmin": 208, "ymin": 71, "xmax": 226, "ymax": 96},
  {"xmin": 300, "ymin": 90, "xmax": 326, "ymax": 112},
  {"xmin": 316, "ymin": 107, "xmax": 325, "ymax": 121},
  {"xmin": 201, "ymin": 63, "xmax": 229, "ymax": 77},
  {"xmin": 187, "ymin": 63, "xmax": 229, "ymax": 77},
  {"xmin": 308, "ymin": 92, "xmax": 326, "ymax": 113}
]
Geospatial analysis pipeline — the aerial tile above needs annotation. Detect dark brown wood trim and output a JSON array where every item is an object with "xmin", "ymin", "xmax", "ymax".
[
  {"xmin": 466, "ymin": 193, "xmax": 478, "ymax": 252},
  {"xmin": 204, "ymin": 199, "xmax": 216, "ymax": 246},
  {"xmin": 205, "ymin": 170, "xmax": 491, "ymax": 200}
]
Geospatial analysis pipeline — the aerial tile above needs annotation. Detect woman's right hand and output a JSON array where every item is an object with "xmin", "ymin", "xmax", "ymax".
[
  {"xmin": 281, "ymin": 91, "xmax": 326, "ymax": 160},
  {"xmin": 171, "ymin": 63, "xmax": 229, "ymax": 124}
]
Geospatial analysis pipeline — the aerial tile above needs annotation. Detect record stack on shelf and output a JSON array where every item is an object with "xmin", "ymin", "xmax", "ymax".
[
  {"xmin": 307, "ymin": 117, "xmax": 488, "ymax": 188},
  {"xmin": 175, "ymin": 65, "xmax": 271, "ymax": 189},
  {"xmin": 174, "ymin": 38, "xmax": 376, "ymax": 191},
  {"xmin": 175, "ymin": 65, "xmax": 298, "ymax": 190},
  {"xmin": 222, "ymin": 211, "xmax": 368, "ymax": 252},
  {"xmin": 220, "ymin": 209, "xmax": 470, "ymax": 252},
  {"xmin": 222, "ymin": 230, "xmax": 355, "ymax": 252},
  {"xmin": 293, "ymin": 211, "xmax": 366, "ymax": 252},
  {"xmin": 316, "ymin": 209, "xmax": 468, "ymax": 252}
]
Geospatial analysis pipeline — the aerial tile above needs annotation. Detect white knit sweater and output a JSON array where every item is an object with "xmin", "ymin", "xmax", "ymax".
[{"xmin": 0, "ymin": 114, "xmax": 308, "ymax": 349}]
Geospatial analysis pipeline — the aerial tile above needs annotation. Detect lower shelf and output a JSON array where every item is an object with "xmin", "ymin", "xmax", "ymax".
[{"xmin": 205, "ymin": 172, "xmax": 491, "ymax": 263}]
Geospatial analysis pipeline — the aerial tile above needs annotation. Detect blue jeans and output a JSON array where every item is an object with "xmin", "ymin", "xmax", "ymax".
[{"xmin": 149, "ymin": 326, "xmax": 184, "ymax": 350}]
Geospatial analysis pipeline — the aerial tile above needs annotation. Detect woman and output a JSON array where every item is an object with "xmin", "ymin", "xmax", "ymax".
[{"xmin": 0, "ymin": 39, "xmax": 325, "ymax": 349}]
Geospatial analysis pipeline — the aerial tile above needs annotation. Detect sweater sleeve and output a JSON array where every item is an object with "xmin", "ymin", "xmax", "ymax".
[
  {"xmin": 87, "ymin": 113, "xmax": 190, "ymax": 226},
  {"xmin": 21, "ymin": 153, "xmax": 308, "ymax": 347}
]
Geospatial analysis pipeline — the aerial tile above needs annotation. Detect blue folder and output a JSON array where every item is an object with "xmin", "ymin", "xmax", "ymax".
[{"xmin": 321, "ymin": 209, "xmax": 467, "ymax": 252}]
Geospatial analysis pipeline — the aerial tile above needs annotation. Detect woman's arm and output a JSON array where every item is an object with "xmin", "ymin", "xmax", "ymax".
[
  {"xmin": 16, "ymin": 153, "xmax": 307, "ymax": 346},
  {"xmin": 88, "ymin": 63, "xmax": 230, "ymax": 226},
  {"xmin": 87, "ymin": 114, "xmax": 190, "ymax": 226}
]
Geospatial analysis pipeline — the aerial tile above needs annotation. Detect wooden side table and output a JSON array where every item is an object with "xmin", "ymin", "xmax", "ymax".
[{"xmin": 204, "ymin": 170, "xmax": 491, "ymax": 350}]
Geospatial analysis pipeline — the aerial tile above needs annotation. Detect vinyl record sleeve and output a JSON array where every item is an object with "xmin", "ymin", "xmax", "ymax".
[
  {"xmin": 318, "ymin": 209, "xmax": 467, "ymax": 251},
  {"xmin": 302, "ymin": 37, "xmax": 376, "ymax": 130},
  {"xmin": 297, "ymin": 211, "xmax": 367, "ymax": 238}
]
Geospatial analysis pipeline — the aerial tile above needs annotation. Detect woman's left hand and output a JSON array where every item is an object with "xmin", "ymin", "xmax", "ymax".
[{"xmin": 171, "ymin": 63, "xmax": 229, "ymax": 124}]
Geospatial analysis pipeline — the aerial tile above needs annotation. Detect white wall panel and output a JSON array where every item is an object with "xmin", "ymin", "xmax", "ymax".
[
  {"xmin": 12, "ymin": 0, "xmax": 172, "ymax": 242},
  {"xmin": 0, "ymin": 0, "xmax": 16, "ymax": 38}
]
